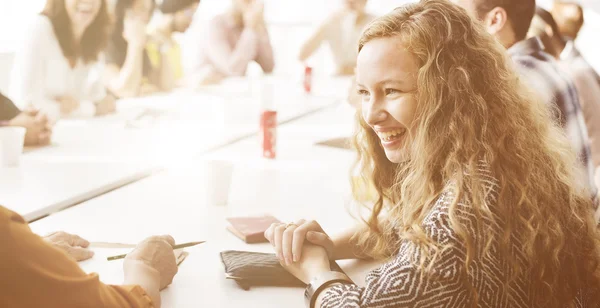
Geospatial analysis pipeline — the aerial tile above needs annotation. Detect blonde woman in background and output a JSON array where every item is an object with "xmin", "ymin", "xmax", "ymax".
[{"xmin": 265, "ymin": 1, "xmax": 600, "ymax": 307}]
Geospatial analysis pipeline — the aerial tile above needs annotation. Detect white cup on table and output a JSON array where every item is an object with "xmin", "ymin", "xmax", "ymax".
[
  {"xmin": 203, "ymin": 160, "xmax": 234, "ymax": 206},
  {"xmin": 0, "ymin": 127, "xmax": 26, "ymax": 167}
]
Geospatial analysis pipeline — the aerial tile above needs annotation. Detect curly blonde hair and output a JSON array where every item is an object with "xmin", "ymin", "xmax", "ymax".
[{"xmin": 350, "ymin": 0, "xmax": 600, "ymax": 306}]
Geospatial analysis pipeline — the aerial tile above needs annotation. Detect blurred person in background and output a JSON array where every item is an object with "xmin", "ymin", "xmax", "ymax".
[
  {"xmin": 552, "ymin": 0, "xmax": 584, "ymax": 40},
  {"xmin": 453, "ymin": 0, "xmax": 597, "ymax": 203},
  {"xmin": 298, "ymin": 0, "xmax": 377, "ymax": 109},
  {"xmin": 105, "ymin": 0, "xmax": 157, "ymax": 97},
  {"xmin": 529, "ymin": 7, "xmax": 600, "ymax": 208},
  {"xmin": 188, "ymin": 0, "xmax": 274, "ymax": 85},
  {"xmin": 9, "ymin": 0, "xmax": 116, "ymax": 121},
  {"xmin": 298, "ymin": 0, "xmax": 376, "ymax": 76},
  {"xmin": 0, "ymin": 92, "xmax": 52, "ymax": 146},
  {"xmin": 1, "ymin": 205, "xmax": 178, "ymax": 307},
  {"xmin": 145, "ymin": 0, "xmax": 200, "ymax": 91}
]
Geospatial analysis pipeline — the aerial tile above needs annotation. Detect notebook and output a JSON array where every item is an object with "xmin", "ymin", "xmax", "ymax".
[{"xmin": 226, "ymin": 215, "xmax": 281, "ymax": 244}]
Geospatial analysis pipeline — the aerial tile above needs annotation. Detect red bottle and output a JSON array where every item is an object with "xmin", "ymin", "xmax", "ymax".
[
  {"xmin": 303, "ymin": 65, "xmax": 312, "ymax": 93},
  {"xmin": 260, "ymin": 81, "xmax": 276, "ymax": 159},
  {"xmin": 260, "ymin": 110, "xmax": 277, "ymax": 159}
]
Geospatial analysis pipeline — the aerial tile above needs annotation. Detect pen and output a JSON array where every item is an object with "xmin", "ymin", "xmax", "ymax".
[{"xmin": 107, "ymin": 241, "xmax": 205, "ymax": 261}]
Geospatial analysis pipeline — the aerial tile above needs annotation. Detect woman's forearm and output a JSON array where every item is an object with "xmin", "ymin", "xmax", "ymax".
[{"xmin": 107, "ymin": 44, "xmax": 145, "ymax": 97}]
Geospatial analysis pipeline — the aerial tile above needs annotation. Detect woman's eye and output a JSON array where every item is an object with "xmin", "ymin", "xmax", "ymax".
[
  {"xmin": 385, "ymin": 89, "xmax": 401, "ymax": 95},
  {"xmin": 357, "ymin": 89, "xmax": 370, "ymax": 96}
]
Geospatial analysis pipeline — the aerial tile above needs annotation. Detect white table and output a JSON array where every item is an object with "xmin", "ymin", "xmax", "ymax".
[
  {"xmin": 10, "ymin": 77, "xmax": 351, "ymax": 221},
  {"xmin": 29, "ymin": 104, "xmax": 381, "ymax": 307},
  {"xmin": 26, "ymin": 76, "xmax": 350, "ymax": 163},
  {"xmin": 0, "ymin": 158, "xmax": 152, "ymax": 222}
]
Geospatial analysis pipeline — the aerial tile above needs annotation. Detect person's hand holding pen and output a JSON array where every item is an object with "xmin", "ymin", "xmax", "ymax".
[{"xmin": 123, "ymin": 235, "xmax": 179, "ymax": 308}]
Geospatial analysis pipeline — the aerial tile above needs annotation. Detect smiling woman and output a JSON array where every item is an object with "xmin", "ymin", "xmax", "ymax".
[
  {"xmin": 264, "ymin": 0, "xmax": 600, "ymax": 307},
  {"xmin": 8, "ymin": 0, "xmax": 115, "ymax": 120}
]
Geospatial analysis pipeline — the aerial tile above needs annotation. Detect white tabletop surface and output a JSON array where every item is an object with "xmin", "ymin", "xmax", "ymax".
[
  {"xmin": 29, "ymin": 103, "xmax": 382, "ymax": 308},
  {"xmin": 6, "ymin": 76, "xmax": 350, "ymax": 222},
  {"xmin": 25, "ymin": 76, "xmax": 349, "ymax": 164},
  {"xmin": 0, "ymin": 158, "xmax": 152, "ymax": 222}
]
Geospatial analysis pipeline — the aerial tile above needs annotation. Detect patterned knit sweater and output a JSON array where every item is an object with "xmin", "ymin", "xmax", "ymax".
[{"xmin": 321, "ymin": 168, "xmax": 590, "ymax": 308}]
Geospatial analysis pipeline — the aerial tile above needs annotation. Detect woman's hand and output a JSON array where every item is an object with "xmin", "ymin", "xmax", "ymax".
[
  {"xmin": 281, "ymin": 244, "xmax": 330, "ymax": 284},
  {"xmin": 265, "ymin": 220, "xmax": 334, "ymax": 265},
  {"xmin": 243, "ymin": 0, "xmax": 265, "ymax": 30},
  {"xmin": 123, "ymin": 235, "xmax": 178, "ymax": 308},
  {"xmin": 10, "ymin": 109, "xmax": 52, "ymax": 146},
  {"xmin": 56, "ymin": 96, "xmax": 80, "ymax": 114},
  {"xmin": 123, "ymin": 13, "xmax": 148, "ymax": 48},
  {"xmin": 43, "ymin": 231, "xmax": 94, "ymax": 261},
  {"xmin": 95, "ymin": 95, "xmax": 117, "ymax": 116}
]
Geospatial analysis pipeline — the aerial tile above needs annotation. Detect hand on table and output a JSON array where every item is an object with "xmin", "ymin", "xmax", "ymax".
[
  {"xmin": 56, "ymin": 96, "xmax": 80, "ymax": 114},
  {"xmin": 9, "ymin": 109, "xmax": 52, "ymax": 146},
  {"xmin": 95, "ymin": 95, "xmax": 117, "ymax": 116},
  {"xmin": 264, "ymin": 219, "xmax": 334, "ymax": 266},
  {"xmin": 124, "ymin": 235, "xmax": 178, "ymax": 290},
  {"xmin": 281, "ymin": 244, "xmax": 330, "ymax": 284},
  {"xmin": 44, "ymin": 231, "xmax": 94, "ymax": 261}
]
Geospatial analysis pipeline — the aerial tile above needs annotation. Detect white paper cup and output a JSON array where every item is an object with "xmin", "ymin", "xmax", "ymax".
[
  {"xmin": 203, "ymin": 160, "xmax": 234, "ymax": 206},
  {"xmin": 0, "ymin": 127, "xmax": 26, "ymax": 167}
]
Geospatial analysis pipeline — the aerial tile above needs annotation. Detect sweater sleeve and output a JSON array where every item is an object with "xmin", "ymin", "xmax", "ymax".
[
  {"xmin": 0, "ymin": 206, "xmax": 155, "ymax": 308},
  {"xmin": 0, "ymin": 92, "xmax": 21, "ymax": 121}
]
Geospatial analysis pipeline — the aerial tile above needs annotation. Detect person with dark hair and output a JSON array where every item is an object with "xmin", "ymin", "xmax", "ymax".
[
  {"xmin": 9, "ymin": 0, "xmax": 116, "ymax": 121},
  {"xmin": 189, "ymin": 0, "xmax": 274, "ymax": 85},
  {"xmin": 145, "ymin": 0, "xmax": 200, "ymax": 91},
  {"xmin": 104, "ymin": 0, "xmax": 156, "ymax": 97},
  {"xmin": 453, "ymin": 0, "xmax": 597, "ymax": 201},
  {"xmin": 552, "ymin": 1, "xmax": 584, "ymax": 40},
  {"xmin": 0, "ymin": 92, "xmax": 52, "ymax": 146},
  {"xmin": 530, "ymin": 6, "xmax": 600, "ymax": 207}
]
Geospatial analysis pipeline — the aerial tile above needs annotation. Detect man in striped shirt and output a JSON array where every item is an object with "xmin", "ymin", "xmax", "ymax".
[{"xmin": 453, "ymin": 0, "xmax": 597, "ymax": 199}]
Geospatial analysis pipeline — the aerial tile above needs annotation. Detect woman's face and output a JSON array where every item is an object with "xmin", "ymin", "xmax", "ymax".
[
  {"xmin": 65, "ymin": 0, "xmax": 102, "ymax": 31},
  {"xmin": 356, "ymin": 37, "xmax": 419, "ymax": 163}
]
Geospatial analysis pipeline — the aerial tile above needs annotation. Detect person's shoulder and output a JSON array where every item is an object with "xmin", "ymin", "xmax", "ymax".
[{"xmin": 28, "ymin": 14, "xmax": 54, "ymax": 34}]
